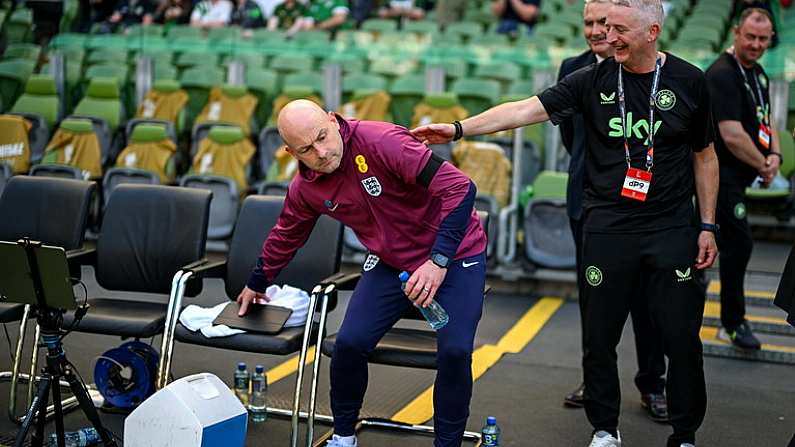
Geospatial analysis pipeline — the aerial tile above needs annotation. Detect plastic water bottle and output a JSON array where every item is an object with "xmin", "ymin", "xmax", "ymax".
[
  {"xmin": 249, "ymin": 364, "xmax": 268, "ymax": 422},
  {"xmin": 398, "ymin": 271, "xmax": 449, "ymax": 330},
  {"xmin": 481, "ymin": 416, "xmax": 501, "ymax": 446},
  {"xmin": 233, "ymin": 362, "xmax": 250, "ymax": 407},
  {"xmin": 47, "ymin": 427, "xmax": 101, "ymax": 446}
]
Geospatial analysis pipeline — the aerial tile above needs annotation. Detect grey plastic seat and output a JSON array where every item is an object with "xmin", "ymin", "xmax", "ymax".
[
  {"xmin": 102, "ymin": 167, "xmax": 160, "ymax": 205},
  {"xmin": 180, "ymin": 174, "xmax": 239, "ymax": 240},
  {"xmin": 29, "ymin": 164, "xmax": 84, "ymax": 179},
  {"xmin": 0, "ymin": 163, "xmax": 11, "ymax": 198},
  {"xmin": 523, "ymin": 199, "xmax": 575, "ymax": 268},
  {"xmin": 257, "ymin": 126, "xmax": 285, "ymax": 178}
]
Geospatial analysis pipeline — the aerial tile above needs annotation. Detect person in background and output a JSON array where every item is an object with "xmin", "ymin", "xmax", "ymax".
[
  {"xmin": 231, "ymin": 0, "xmax": 266, "ymax": 30},
  {"xmin": 268, "ymin": 0, "xmax": 307, "ymax": 35},
  {"xmin": 299, "ymin": 0, "xmax": 350, "ymax": 32},
  {"xmin": 190, "ymin": 0, "xmax": 233, "ymax": 28},
  {"xmin": 434, "ymin": 0, "xmax": 465, "ymax": 27},
  {"xmin": 96, "ymin": 0, "xmax": 157, "ymax": 33},
  {"xmin": 705, "ymin": 7, "xmax": 781, "ymax": 350},
  {"xmin": 412, "ymin": 0, "xmax": 719, "ymax": 444},
  {"xmin": 492, "ymin": 0, "xmax": 540, "ymax": 36},
  {"xmin": 378, "ymin": 0, "xmax": 426, "ymax": 20},
  {"xmin": 557, "ymin": 0, "xmax": 668, "ymax": 423},
  {"xmin": 154, "ymin": 0, "xmax": 192, "ymax": 24}
]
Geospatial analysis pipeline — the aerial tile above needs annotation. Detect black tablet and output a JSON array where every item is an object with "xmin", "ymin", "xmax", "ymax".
[{"xmin": 213, "ymin": 302, "xmax": 293, "ymax": 334}]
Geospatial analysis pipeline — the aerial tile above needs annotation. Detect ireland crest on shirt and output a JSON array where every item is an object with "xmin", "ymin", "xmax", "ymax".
[{"xmin": 361, "ymin": 176, "xmax": 382, "ymax": 196}]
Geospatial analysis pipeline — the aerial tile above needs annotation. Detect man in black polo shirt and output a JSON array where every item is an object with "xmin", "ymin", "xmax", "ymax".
[
  {"xmin": 412, "ymin": 0, "xmax": 718, "ymax": 445},
  {"xmin": 558, "ymin": 0, "xmax": 667, "ymax": 422},
  {"xmin": 705, "ymin": 7, "xmax": 781, "ymax": 351}
]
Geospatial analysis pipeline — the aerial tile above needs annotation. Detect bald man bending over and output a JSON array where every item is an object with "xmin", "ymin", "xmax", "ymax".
[{"xmin": 237, "ymin": 100, "xmax": 488, "ymax": 447}]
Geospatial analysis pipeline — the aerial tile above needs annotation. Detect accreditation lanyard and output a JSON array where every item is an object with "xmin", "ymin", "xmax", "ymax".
[
  {"xmin": 617, "ymin": 58, "xmax": 661, "ymax": 202},
  {"xmin": 731, "ymin": 50, "xmax": 772, "ymax": 149}
]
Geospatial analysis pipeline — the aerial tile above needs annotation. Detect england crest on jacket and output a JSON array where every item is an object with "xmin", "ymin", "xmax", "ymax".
[{"xmin": 361, "ymin": 176, "xmax": 382, "ymax": 196}]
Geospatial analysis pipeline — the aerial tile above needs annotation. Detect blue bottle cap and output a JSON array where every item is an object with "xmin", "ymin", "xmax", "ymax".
[
  {"xmin": 487, "ymin": 416, "xmax": 496, "ymax": 425},
  {"xmin": 237, "ymin": 362, "xmax": 246, "ymax": 370},
  {"xmin": 398, "ymin": 271, "xmax": 410, "ymax": 281},
  {"xmin": 255, "ymin": 365, "xmax": 264, "ymax": 373}
]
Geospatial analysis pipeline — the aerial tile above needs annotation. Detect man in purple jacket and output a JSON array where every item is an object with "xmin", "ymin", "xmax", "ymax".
[{"xmin": 237, "ymin": 100, "xmax": 488, "ymax": 447}]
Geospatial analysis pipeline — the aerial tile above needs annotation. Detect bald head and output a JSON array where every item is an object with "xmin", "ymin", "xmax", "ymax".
[{"xmin": 277, "ymin": 100, "xmax": 344, "ymax": 174}]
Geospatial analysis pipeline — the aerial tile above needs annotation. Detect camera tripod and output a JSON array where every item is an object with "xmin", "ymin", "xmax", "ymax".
[{"xmin": 9, "ymin": 239, "xmax": 117, "ymax": 447}]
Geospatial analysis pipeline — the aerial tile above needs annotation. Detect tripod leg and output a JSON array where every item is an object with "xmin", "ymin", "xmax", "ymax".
[
  {"xmin": 52, "ymin": 378, "xmax": 65, "ymax": 447},
  {"xmin": 63, "ymin": 368, "xmax": 117, "ymax": 447},
  {"xmin": 15, "ymin": 374, "xmax": 51, "ymax": 447}
]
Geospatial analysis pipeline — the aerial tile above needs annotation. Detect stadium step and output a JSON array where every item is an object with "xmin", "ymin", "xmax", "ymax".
[
  {"xmin": 700, "ymin": 326, "xmax": 795, "ymax": 365},
  {"xmin": 705, "ymin": 278, "xmax": 778, "ymax": 308},
  {"xmin": 702, "ymin": 301, "xmax": 794, "ymax": 337}
]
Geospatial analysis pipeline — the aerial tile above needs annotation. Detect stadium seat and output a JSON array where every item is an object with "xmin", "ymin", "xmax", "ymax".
[
  {"xmin": 102, "ymin": 167, "xmax": 160, "ymax": 205},
  {"xmin": 86, "ymin": 48, "xmax": 128, "ymax": 68},
  {"xmin": 523, "ymin": 171, "xmax": 575, "ymax": 269},
  {"xmin": 388, "ymin": 74, "xmax": 426, "ymax": 128},
  {"xmin": 179, "ymin": 66, "xmax": 226, "ymax": 130},
  {"xmin": 180, "ymin": 175, "xmax": 240, "ymax": 239},
  {"xmin": 61, "ymin": 184, "xmax": 210, "ymax": 348},
  {"xmin": 402, "ymin": 20, "xmax": 439, "ymax": 35},
  {"xmin": 451, "ymin": 78, "xmax": 501, "ymax": 116},
  {"xmin": 2, "ymin": 43, "xmax": 41, "ymax": 62},
  {"xmin": 73, "ymin": 77, "xmax": 125, "ymax": 130},
  {"xmin": 11, "ymin": 74, "xmax": 60, "ymax": 129},
  {"xmin": 256, "ymin": 126, "xmax": 284, "ymax": 181},
  {"xmin": 0, "ymin": 59, "xmax": 36, "ymax": 112},
  {"xmin": 175, "ymin": 51, "xmax": 220, "ymax": 72},
  {"xmin": 167, "ymin": 25, "xmax": 204, "ymax": 40},
  {"xmin": 157, "ymin": 195, "xmax": 345, "ymax": 447},
  {"xmin": 114, "ymin": 122, "xmax": 177, "ymax": 185},
  {"xmin": 282, "ymin": 71, "xmax": 324, "ymax": 96},
  {"xmin": 473, "ymin": 61, "xmax": 522, "ymax": 93},
  {"xmin": 341, "ymin": 73, "xmax": 388, "ymax": 103},
  {"xmin": 269, "ymin": 54, "xmax": 315, "ymax": 85},
  {"xmin": 245, "ymin": 69, "xmax": 279, "ymax": 127},
  {"xmin": 444, "ymin": 21, "xmax": 484, "ymax": 42},
  {"xmin": 6, "ymin": 8, "xmax": 33, "ymax": 44},
  {"xmin": 0, "ymin": 164, "xmax": 11, "ymax": 197}
]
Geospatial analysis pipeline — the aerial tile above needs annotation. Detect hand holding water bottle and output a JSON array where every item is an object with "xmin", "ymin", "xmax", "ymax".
[
  {"xmin": 402, "ymin": 259, "xmax": 447, "ymax": 308},
  {"xmin": 399, "ymin": 271, "xmax": 449, "ymax": 330}
]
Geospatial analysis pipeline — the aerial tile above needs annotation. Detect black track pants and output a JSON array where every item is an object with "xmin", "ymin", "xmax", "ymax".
[{"xmin": 715, "ymin": 181, "xmax": 753, "ymax": 330}]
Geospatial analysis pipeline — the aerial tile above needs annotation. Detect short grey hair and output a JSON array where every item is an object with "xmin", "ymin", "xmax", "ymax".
[{"xmin": 611, "ymin": 0, "xmax": 665, "ymax": 28}]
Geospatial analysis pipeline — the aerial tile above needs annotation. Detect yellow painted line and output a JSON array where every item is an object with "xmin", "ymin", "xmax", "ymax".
[
  {"xmin": 267, "ymin": 346, "xmax": 316, "ymax": 385},
  {"xmin": 707, "ymin": 280, "xmax": 775, "ymax": 300},
  {"xmin": 703, "ymin": 301, "xmax": 788, "ymax": 325},
  {"xmin": 391, "ymin": 297, "xmax": 564, "ymax": 425},
  {"xmin": 700, "ymin": 327, "xmax": 795, "ymax": 354}
]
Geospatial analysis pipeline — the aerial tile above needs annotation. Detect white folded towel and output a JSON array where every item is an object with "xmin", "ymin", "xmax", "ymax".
[
  {"xmin": 263, "ymin": 284, "xmax": 310, "ymax": 327},
  {"xmin": 179, "ymin": 302, "xmax": 245, "ymax": 338}
]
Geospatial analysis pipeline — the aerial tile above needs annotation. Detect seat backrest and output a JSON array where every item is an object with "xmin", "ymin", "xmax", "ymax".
[
  {"xmin": 180, "ymin": 174, "xmax": 239, "ymax": 240},
  {"xmin": 74, "ymin": 77, "xmax": 124, "ymax": 129},
  {"xmin": 95, "ymin": 184, "xmax": 211, "ymax": 293},
  {"xmin": 11, "ymin": 74, "xmax": 59, "ymax": 127},
  {"xmin": 226, "ymin": 195, "xmax": 343, "ymax": 304},
  {"xmin": 0, "ymin": 176, "xmax": 95, "ymax": 250}
]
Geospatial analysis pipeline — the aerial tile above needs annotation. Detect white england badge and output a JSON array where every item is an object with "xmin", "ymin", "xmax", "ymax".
[
  {"xmin": 363, "ymin": 254, "xmax": 380, "ymax": 271},
  {"xmin": 361, "ymin": 176, "xmax": 382, "ymax": 196}
]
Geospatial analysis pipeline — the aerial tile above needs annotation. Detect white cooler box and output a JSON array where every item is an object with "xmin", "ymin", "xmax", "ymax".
[{"xmin": 124, "ymin": 373, "xmax": 248, "ymax": 447}]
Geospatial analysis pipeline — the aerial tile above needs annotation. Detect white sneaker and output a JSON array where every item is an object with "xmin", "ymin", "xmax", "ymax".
[
  {"xmin": 680, "ymin": 444, "xmax": 695, "ymax": 447},
  {"xmin": 326, "ymin": 434, "xmax": 358, "ymax": 447},
  {"xmin": 588, "ymin": 430, "xmax": 621, "ymax": 447}
]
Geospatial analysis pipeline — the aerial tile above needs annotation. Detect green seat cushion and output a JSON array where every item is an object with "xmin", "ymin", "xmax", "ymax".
[
  {"xmin": 208, "ymin": 125, "xmax": 245, "ymax": 144},
  {"xmin": 25, "ymin": 75, "xmax": 57, "ymax": 95},
  {"xmin": 60, "ymin": 118, "xmax": 94, "ymax": 133},
  {"xmin": 154, "ymin": 79, "xmax": 181, "ymax": 93},
  {"xmin": 85, "ymin": 77, "xmax": 121, "ymax": 99},
  {"xmin": 130, "ymin": 124, "xmax": 168, "ymax": 143},
  {"xmin": 532, "ymin": 171, "xmax": 568, "ymax": 199},
  {"xmin": 422, "ymin": 92, "xmax": 460, "ymax": 108}
]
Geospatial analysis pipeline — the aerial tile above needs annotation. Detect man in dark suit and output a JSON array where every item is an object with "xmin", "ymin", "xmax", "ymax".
[{"xmin": 558, "ymin": 0, "xmax": 668, "ymax": 423}]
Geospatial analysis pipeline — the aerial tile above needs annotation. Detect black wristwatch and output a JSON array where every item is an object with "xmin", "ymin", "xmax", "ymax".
[
  {"xmin": 430, "ymin": 252, "xmax": 450, "ymax": 268},
  {"xmin": 768, "ymin": 152, "xmax": 783, "ymax": 163},
  {"xmin": 700, "ymin": 223, "xmax": 720, "ymax": 233}
]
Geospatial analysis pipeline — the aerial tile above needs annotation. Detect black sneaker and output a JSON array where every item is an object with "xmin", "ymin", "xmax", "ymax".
[
  {"xmin": 721, "ymin": 321, "xmax": 762, "ymax": 350},
  {"xmin": 640, "ymin": 393, "xmax": 669, "ymax": 423},
  {"xmin": 563, "ymin": 383, "xmax": 585, "ymax": 408}
]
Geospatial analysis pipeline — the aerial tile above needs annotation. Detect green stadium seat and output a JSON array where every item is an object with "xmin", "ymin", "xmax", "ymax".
[
  {"xmin": 2, "ymin": 43, "xmax": 41, "ymax": 62},
  {"xmin": 451, "ymin": 78, "xmax": 500, "ymax": 116},
  {"xmin": 48, "ymin": 33, "xmax": 88, "ymax": 50},
  {"xmin": 321, "ymin": 53, "xmax": 367, "ymax": 74},
  {"xmin": 208, "ymin": 26, "xmax": 242, "ymax": 42},
  {"xmin": 175, "ymin": 51, "xmax": 220, "ymax": 71},
  {"xmin": 73, "ymin": 77, "xmax": 125, "ymax": 130},
  {"xmin": 167, "ymin": 26, "xmax": 204, "ymax": 40},
  {"xmin": 369, "ymin": 57, "xmax": 418, "ymax": 82},
  {"xmin": 389, "ymin": 74, "xmax": 426, "ymax": 128},
  {"xmin": 222, "ymin": 53, "xmax": 266, "ymax": 70},
  {"xmin": 6, "ymin": 8, "xmax": 33, "ymax": 43},
  {"xmin": 153, "ymin": 64, "xmax": 178, "ymax": 81},
  {"xmin": 86, "ymin": 34, "xmax": 127, "ymax": 51},
  {"xmin": 291, "ymin": 30, "xmax": 331, "ymax": 44},
  {"xmin": 282, "ymin": 72, "xmax": 323, "ymax": 96},
  {"xmin": 402, "ymin": 20, "xmax": 439, "ymax": 35},
  {"xmin": 342, "ymin": 73, "xmax": 388, "ymax": 102},
  {"xmin": 269, "ymin": 54, "xmax": 314, "ymax": 76},
  {"xmin": 0, "ymin": 59, "xmax": 36, "ymax": 112},
  {"xmin": 245, "ymin": 69, "xmax": 278, "ymax": 127},
  {"xmin": 423, "ymin": 57, "xmax": 469, "ymax": 81},
  {"xmin": 444, "ymin": 21, "xmax": 484, "ymax": 42},
  {"xmin": 125, "ymin": 24, "xmax": 164, "ymax": 38},
  {"xmin": 179, "ymin": 66, "xmax": 225, "ymax": 130},
  {"xmin": 86, "ymin": 48, "xmax": 129, "ymax": 67},
  {"xmin": 361, "ymin": 18, "xmax": 399, "ymax": 33},
  {"xmin": 473, "ymin": 61, "xmax": 521, "ymax": 93},
  {"xmin": 11, "ymin": 74, "xmax": 60, "ymax": 128}
]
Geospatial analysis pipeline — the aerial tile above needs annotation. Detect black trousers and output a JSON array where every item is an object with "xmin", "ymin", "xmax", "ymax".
[
  {"xmin": 581, "ymin": 228, "xmax": 707, "ymax": 446},
  {"xmin": 571, "ymin": 218, "xmax": 666, "ymax": 395},
  {"xmin": 715, "ymin": 180, "xmax": 753, "ymax": 330}
]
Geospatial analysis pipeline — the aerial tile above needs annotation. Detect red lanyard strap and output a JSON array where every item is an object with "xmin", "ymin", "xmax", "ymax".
[{"xmin": 617, "ymin": 57, "xmax": 662, "ymax": 172}]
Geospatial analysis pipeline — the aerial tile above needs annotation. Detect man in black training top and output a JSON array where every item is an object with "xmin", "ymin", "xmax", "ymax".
[
  {"xmin": 558, "ymin": 0, "xmax": 668, "ymax": 423},
  {"xmin": 705, "ymin": 7, "xmax": 781, "ymax": 351},
  {"xmin": 412, "ymin": 0, "xmax": 719, "ymax": 445}
]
